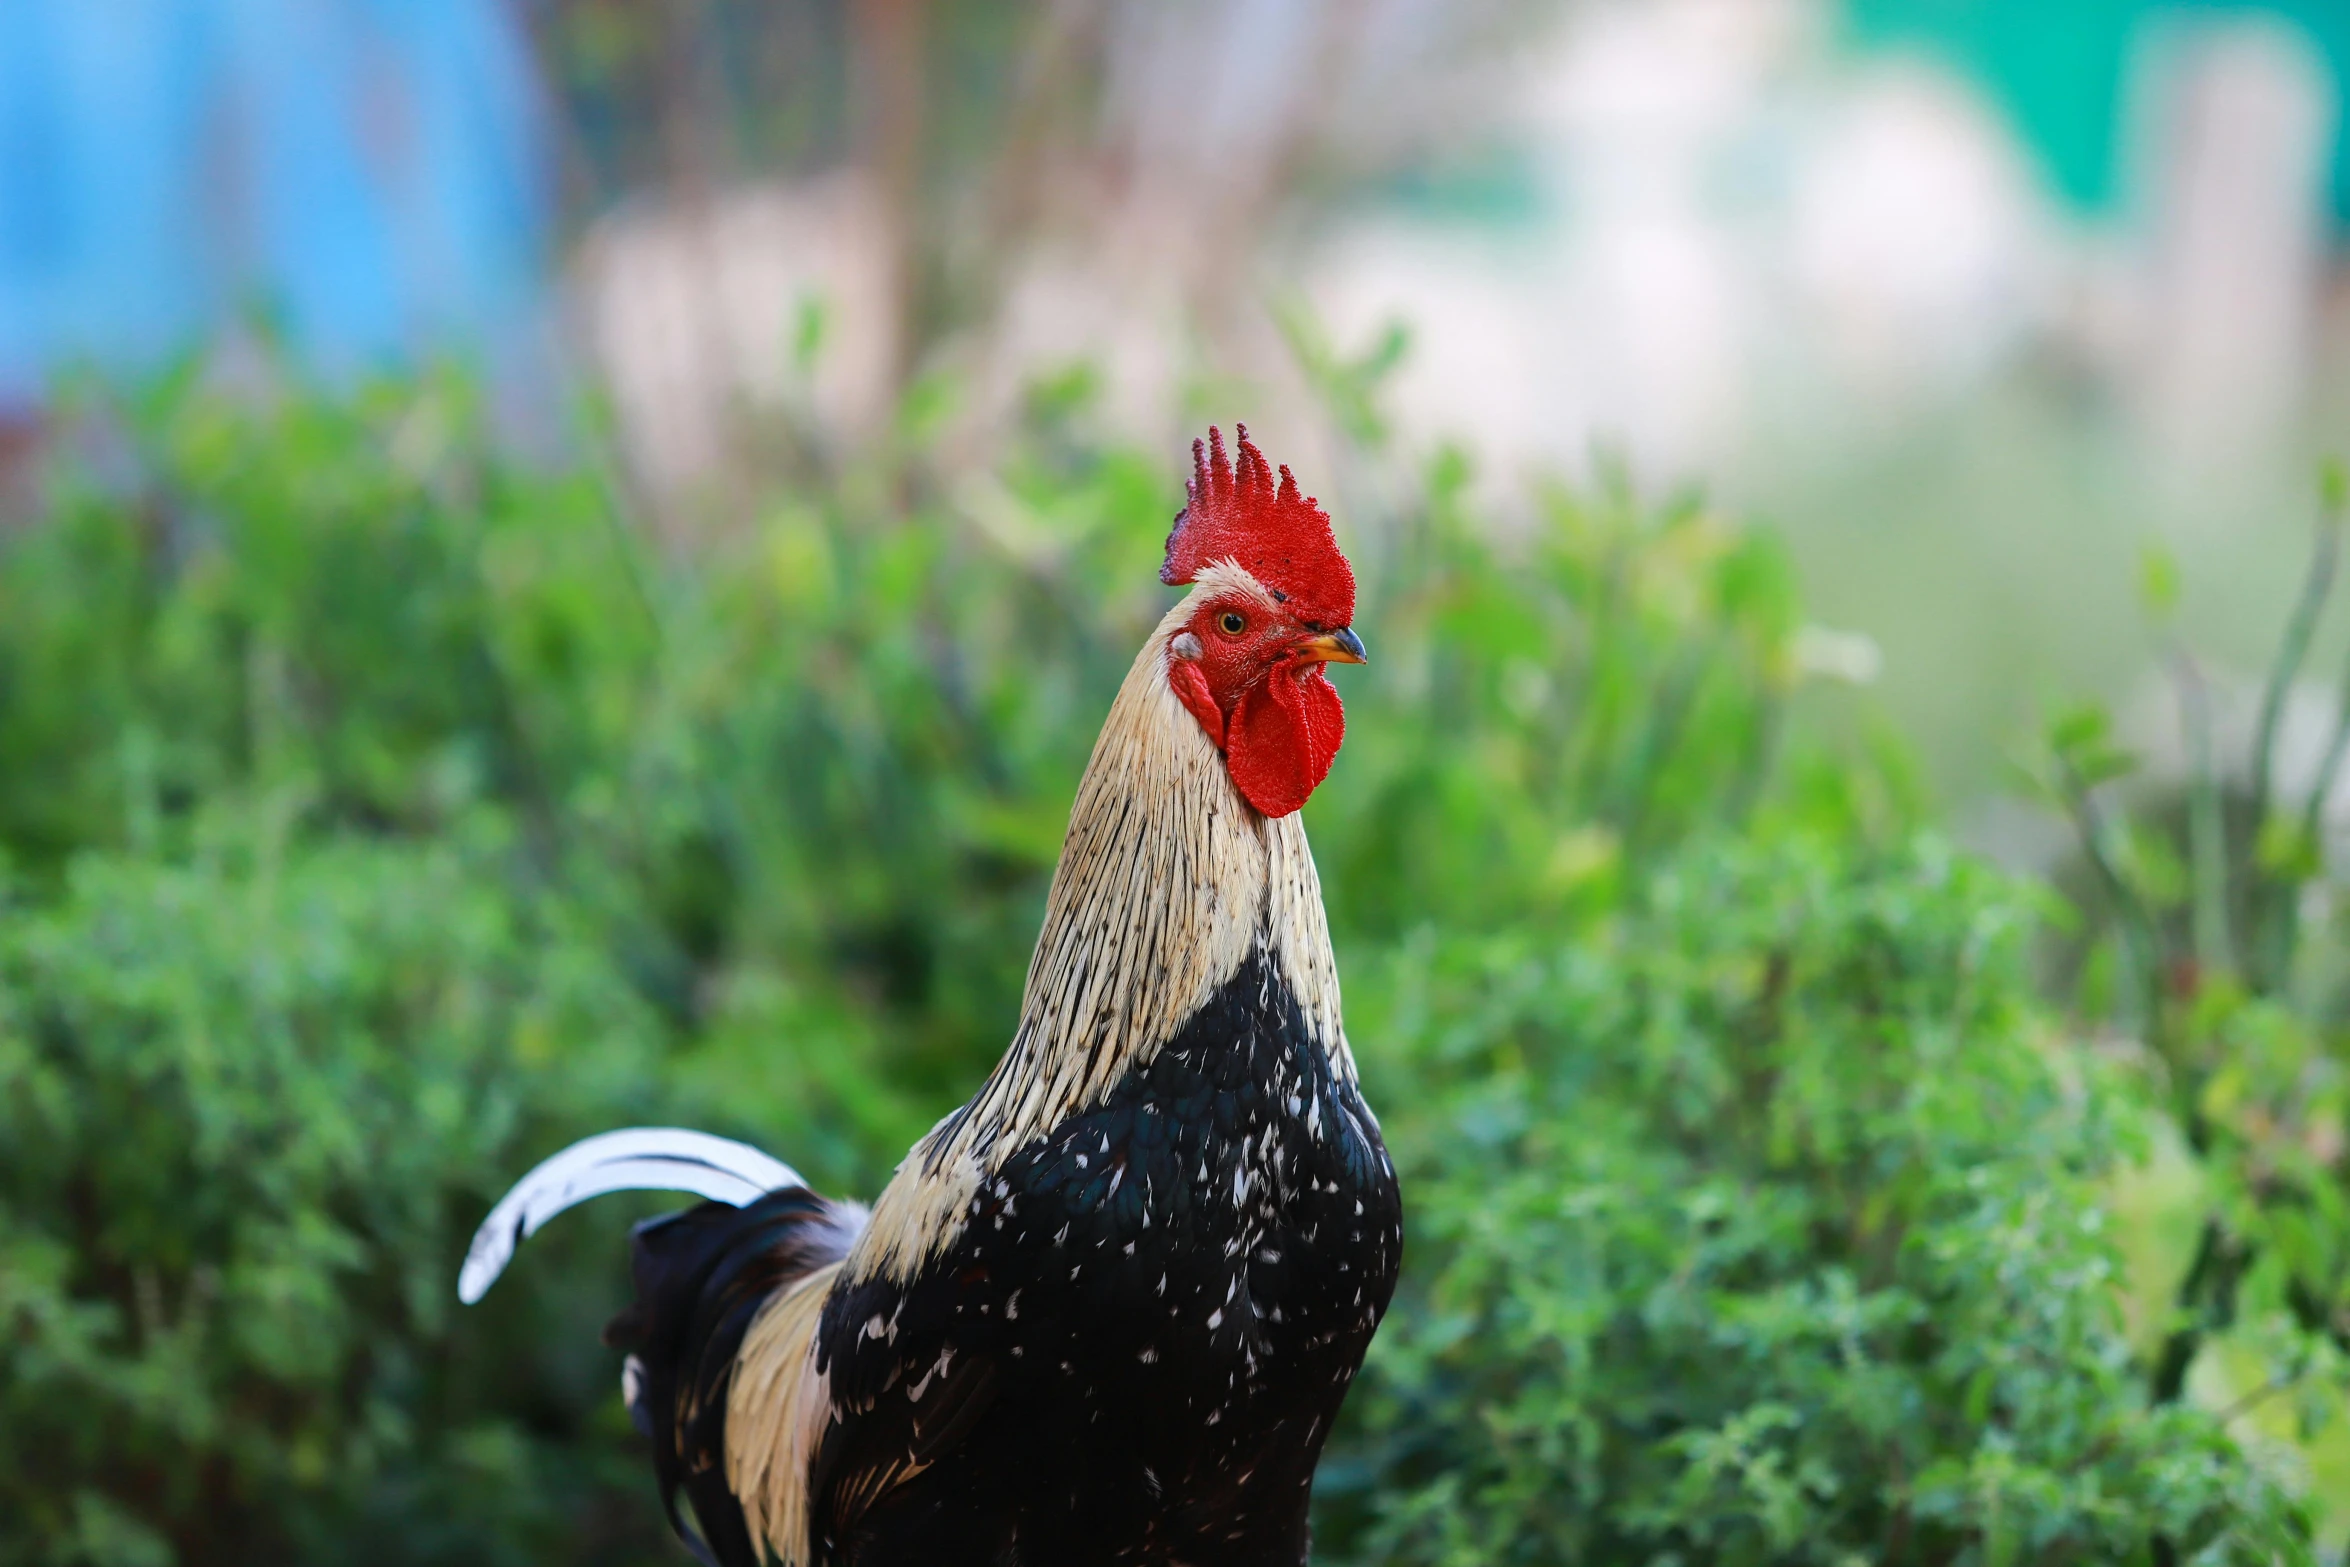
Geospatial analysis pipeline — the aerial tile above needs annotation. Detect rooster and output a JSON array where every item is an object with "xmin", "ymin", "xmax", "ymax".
[{"xmin": 458, "ymin": 426, "xmax": 1399, "ymax": 1567}]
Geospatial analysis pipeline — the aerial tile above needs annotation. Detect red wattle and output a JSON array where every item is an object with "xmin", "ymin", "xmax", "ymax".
[
  {"xmin": 1225, "ymin": 665, "xmax": 1345, "ymax": 818},
  {"xmin": 1170, "ymin": 661, "xmax": 1225, "ymax": 750}
]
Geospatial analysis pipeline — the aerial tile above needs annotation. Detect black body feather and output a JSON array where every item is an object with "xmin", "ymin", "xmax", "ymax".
[{"xmin": 806, "ymin": 946, "xmax": 1402, "ymax": 1566}]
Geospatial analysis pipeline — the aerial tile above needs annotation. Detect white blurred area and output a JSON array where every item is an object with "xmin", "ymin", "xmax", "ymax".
[
  {"xmin": 574, "ymin": 175, "xmax": 905, "ymax": 495},
  {"xmin": 1309, "ymin": 0, "xmax": 2340, "ymax": 492},
  {"xmin": 2133, "ymin": 16, "xmax": 2339, "ymax": 477},
  {"xmin": 569, "ymin": 0, "xmax": 1529, "ymax": 494},
  {"xmin": 570, "ymin": 0, "xmax": 2343, "ymax": 512}
]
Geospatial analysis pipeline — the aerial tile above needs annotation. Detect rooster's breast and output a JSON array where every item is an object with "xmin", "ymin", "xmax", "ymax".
[{"xmin": 808, "ymin": 945, "xmax": 1401, "ymax": 1567}]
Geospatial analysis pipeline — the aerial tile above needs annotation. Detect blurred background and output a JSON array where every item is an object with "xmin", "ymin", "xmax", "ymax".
[
  {"xmin": 7, "ymin": 2, "xmax": 2350, "ymax": 1563},
  {"xmin": 6, "ymin": 0, "xmax": 2350, "ymax": 811}
]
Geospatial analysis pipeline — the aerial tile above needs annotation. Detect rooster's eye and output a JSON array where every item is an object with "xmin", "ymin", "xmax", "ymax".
[{"xmin": 1218, "ymin": 611, "xmax": 1246, "ymax": 636}]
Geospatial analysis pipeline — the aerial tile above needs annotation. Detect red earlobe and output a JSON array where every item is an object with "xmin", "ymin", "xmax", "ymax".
[
  {"xmin": 1170, "ymin": 660, "xmax": 1225, "ymax": 750},
  {"xmin": 1225, "ymin": 667, "xmax": 1345, "ymax": 818}
]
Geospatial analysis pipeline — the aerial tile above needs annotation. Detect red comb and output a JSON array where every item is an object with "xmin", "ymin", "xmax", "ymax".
[{"xmin": 1160, "ymin": 425, "xmax": 1356, "ymax": 628}]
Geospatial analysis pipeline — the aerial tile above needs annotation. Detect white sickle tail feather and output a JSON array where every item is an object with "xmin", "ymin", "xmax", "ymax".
[
  {"xmin": 458, "ymin": 1127, "xmax": 806, "ymax": 1305},
  {"xmin": 459, "ymin": 1126, "xmax": 867, "ymax": 1565}
]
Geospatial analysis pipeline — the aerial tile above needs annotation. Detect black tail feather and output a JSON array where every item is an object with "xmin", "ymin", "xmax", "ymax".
[{"xmin": 604, "ymin": 1187, "xmax": 862, "ymax": 1567}]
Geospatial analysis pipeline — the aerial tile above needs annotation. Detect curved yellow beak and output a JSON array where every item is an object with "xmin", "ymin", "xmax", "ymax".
[{"xmin": 1294, "ymin": 628, "xmax": 1368, "ymax": 665}]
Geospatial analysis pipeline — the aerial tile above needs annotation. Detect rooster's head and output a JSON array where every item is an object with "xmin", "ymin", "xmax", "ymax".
[{"xmin": 1160, "ymin": 425, "xmax": 1364, "ymax": 819}]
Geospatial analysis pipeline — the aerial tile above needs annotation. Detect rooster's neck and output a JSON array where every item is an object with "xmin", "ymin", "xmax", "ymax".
[{"xmin": 848, "ymin": 587, "xmax": 1351, "ymax": 1286}]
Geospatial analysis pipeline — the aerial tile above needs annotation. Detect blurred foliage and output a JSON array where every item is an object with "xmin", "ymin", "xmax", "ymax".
[
  {"xmin": 2017, "ymin": 462, "xmax": 2350, "ymax": 1556},
  {"xmin": 0, "ymin": 359, "xmax": 2316, "ymax": 1562},
  {"xmin": 0, "ymin": 819, "xmax": 673, "ymax": 1566},
  {"xmin": 1325, "ymin": 839, "xmax": 2303, "ymax": 1564}
]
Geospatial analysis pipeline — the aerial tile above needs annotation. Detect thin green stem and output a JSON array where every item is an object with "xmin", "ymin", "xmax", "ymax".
[
  {"xmin": 2169, "ymin": 646, "xmax": 2234, "ymax": 980},
  {"xmin": 2262, "ymin": 476, "xmax": 2350, "ymax": 985},
  {"xmin": 2251, "ymin": 496, "xmax": 2341, "ymax": 826},
  {"xmin": 2055, "ymin": 753, "xmax": 2167, "ymax": 1036}
]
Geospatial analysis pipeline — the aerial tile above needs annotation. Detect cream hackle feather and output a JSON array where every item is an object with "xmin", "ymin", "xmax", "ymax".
[
  {"xmin": 725, "ymin": 563, "xmax": 1355, "ymax": 1564},
  {"xmin": 847, "ymin": 562, "xmax": 1352, "ymax": 1288}
]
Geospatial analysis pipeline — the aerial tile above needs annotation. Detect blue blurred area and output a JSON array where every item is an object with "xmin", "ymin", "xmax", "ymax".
[{"xmin": 0, "ymin": 0, "xmax": 551, "ymax": 410}]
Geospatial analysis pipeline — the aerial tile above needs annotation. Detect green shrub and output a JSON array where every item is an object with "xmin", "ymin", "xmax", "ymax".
[
  {"xmin": 0, "ymin": 362, "xmax": 2312, "ymax": 1563},
  {"xmin": 2016, "ymin": 474, "xmax": 2350, "ymax": 1550},
  {"xmin": 0, "ymin": 366, "xmax": 1822, "ymax": 1178},
  {"xmin": 1320, "ymin": 837, "xmax": 2307, "ymax": 1564},
  {"xmin": 0, "ymin": 812, "xmax": 676, "ymax": 1565}
]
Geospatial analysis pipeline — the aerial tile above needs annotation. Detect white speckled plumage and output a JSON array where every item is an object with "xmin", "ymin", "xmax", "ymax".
[{"xmin": 843, "ymin": 564, "xmax": 1348, "ymax": 1295}]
